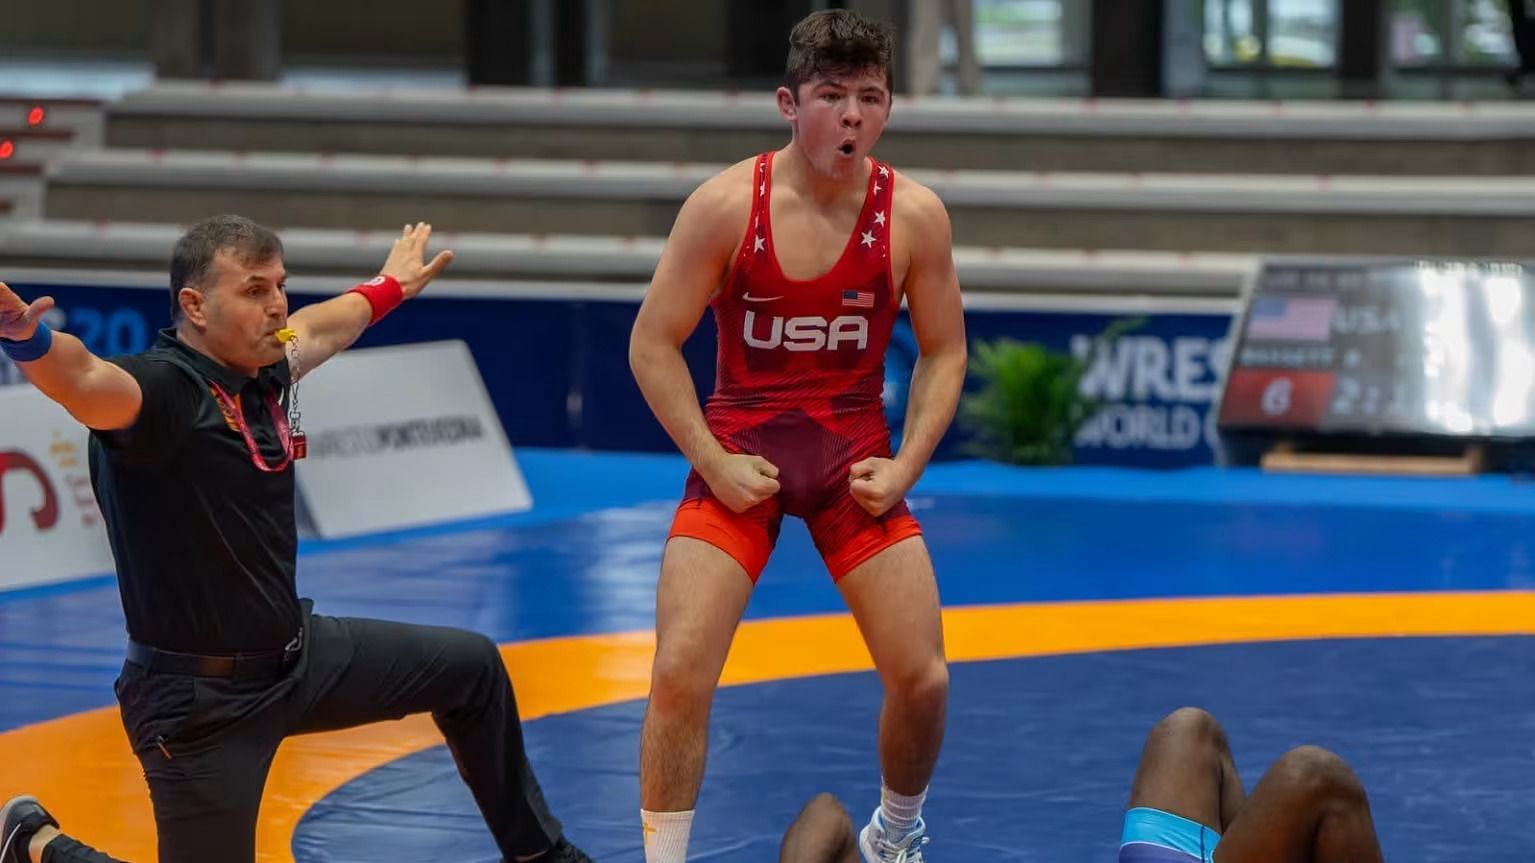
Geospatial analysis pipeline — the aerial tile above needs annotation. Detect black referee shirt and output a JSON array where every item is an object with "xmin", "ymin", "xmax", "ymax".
[{"xmin": 89, "ymin": 329, "xmax": 301, "ymax": 654}]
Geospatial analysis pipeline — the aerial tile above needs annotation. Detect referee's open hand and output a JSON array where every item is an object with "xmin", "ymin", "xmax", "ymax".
[
  {"xmin": 379, "ymin": 222, "xmax": 456, "ymax": 300},
  {"xmin": 0, "ymin": 281, "xmax": 53, "ymax": 342}
]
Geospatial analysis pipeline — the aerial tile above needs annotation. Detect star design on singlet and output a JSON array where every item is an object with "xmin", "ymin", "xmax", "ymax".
[
  {"xmin": 874, "ymin": 210, "xmax": 887, "ymax": 227},
  {"xmin": 759, "ymin": 182, "xmax": 765, "ymax": 195},
  {"xmin": 878, "ymin": 165, "xmax": 890, "ymax": 178},
  {"xmin": 874, "ymin": 183, "xmax": 883, "ymax": 194},
  {"xmin": 754, "ymin": 235, "xmax": 766, "ymax": 253},
  {"xmin": 861, "ymin": 230, "xmax": 876, "ymax": 247}
]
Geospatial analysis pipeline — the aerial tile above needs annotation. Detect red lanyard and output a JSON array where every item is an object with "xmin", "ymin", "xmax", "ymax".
[{"xmin": 209, "ymin": 383, "xmax": 294, "ymax": 473}]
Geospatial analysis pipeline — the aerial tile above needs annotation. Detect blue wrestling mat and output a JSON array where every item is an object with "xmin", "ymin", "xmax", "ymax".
[
  {"xmin": 2, "ymin": 451, "xmax": 1532, "ymax": 862},
  {"xmin": 296, "ymin": 637, "xmax": 1535, "ymax": 862}
]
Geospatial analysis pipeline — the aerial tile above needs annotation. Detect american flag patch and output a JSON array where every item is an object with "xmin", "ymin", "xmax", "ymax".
[
  {"xmin": 1246, "ymin": 295, "xmax": 1336, "ymax": 342},
  {"xmin": 842, "ymin": 289, "xmax": 874, "ymax": 308}
]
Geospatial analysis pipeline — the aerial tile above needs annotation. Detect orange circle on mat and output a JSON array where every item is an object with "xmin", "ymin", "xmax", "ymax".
[{"xmin": 2, "ymin": 591, "xmax": 1531, "ymax": 862}]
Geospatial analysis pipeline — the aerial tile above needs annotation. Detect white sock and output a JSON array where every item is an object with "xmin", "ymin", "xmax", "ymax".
[
  {"xmin": 879, "ymin": 782, "xmax": 927, "ymax": 837},
  {"xmin": 641, "ymin": 808, "xmax": 694, "ymax": 863}
]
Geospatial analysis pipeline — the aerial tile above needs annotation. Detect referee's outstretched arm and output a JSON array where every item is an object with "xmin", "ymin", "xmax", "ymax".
[
  {"xmin": 282, "ymin": 221, "xmax": 453, "ymax": 380},
  {"xmin": 0, "ymin": 280, "xmax": 144, "ymax": 431}
]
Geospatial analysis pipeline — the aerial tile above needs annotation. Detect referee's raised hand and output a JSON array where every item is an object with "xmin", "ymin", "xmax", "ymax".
[
  {"xmin": 378, "ymin": 222, "xmax": 455, "ymax": 300},
  {"xmin": 0, "ymin": 281, "xmax": 53, "ymax": 342}
]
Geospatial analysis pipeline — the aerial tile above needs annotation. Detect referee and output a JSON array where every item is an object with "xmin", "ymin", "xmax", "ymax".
[{"xmin": 0, "ymin": 216, "xmax": 592, "ymax": 863}]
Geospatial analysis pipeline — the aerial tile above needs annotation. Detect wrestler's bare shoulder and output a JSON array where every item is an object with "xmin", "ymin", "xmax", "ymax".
[
  {"xmin": 668, "ymin": 158, "xmax": 760, "ymax": 250},
  {"xmin": 889, "ymin": 171, "xmax": 948, "ymax": 231},
  {"xmin": 684, "ymin": 158, "xmax": 760, "ymax": 219}
]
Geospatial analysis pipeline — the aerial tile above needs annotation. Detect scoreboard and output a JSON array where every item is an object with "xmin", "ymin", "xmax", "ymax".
[{"xmin": 1217, "ymin": 257, "xmax": 1535, "ymax": 444}]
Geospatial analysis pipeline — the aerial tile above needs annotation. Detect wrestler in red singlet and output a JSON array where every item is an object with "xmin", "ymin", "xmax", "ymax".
[
  {"xmin": 669, "ymin": 150, "xmax": 920, "ymax": 580},
  {"xmin": 631, "ymin": 11, "xmax": 967, "ymax": 863}
]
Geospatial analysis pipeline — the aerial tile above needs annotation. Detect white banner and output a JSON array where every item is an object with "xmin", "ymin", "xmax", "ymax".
[
  {"xmin": 293, "ymin": 340, "xmax": 532, "ymax": 538},
  {"xmin": 0, "ymin": 387, "xmax": 116, "ymax": 591}
]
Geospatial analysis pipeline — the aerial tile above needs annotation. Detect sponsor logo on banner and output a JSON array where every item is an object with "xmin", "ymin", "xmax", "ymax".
[
  {"xmin": 0, "ymin": 450, "xmax": 59, "ymax": 534},
  {"xmin": 308, "ymin": 415, "xmax": 488, "ymax": 459},
  {"xmin": 0, "ymin": 387, "xmax": 114, "ymax": 592},
  {"xmin": 292, "ymin": 340, "xmax": 532, "ymax": 538},
  {"xmin": 1070, "ymin": 333, "xmax": 1233, "ymax": 456},
  {"xmin": 1, "ymin": 303, "xmax": 149, "ymax": 389}
]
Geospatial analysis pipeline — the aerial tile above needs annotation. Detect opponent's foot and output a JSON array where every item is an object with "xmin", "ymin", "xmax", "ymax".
[
  {"xmin": 858, "ymin": 809, "xmax": 929, "ymax": 863},
  {"xmin": 1, "ymin": 796, "xmax": 57, "ymax": 863}
]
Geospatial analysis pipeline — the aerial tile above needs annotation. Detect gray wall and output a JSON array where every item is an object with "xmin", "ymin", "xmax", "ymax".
[
  {"xmin": 0, "ymin": 0, "xmax": 739, "ymax": 69},
  {"xmin": 0, "ymin": 0, "xmax": 149, "ymax": 52},
  {"xmin": 284, "ymin": 0, "xmax": 464, "ymax": 61},
  {"xmin": 610, "ymin": 0, "xmax": 724, "ymax": 66}
]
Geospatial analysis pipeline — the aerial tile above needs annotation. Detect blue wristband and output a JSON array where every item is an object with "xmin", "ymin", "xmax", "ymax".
[{"xmin": 0, "ymin": 321, "xmax": 54, "ymax": 362}]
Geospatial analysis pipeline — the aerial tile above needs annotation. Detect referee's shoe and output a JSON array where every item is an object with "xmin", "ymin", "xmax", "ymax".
[
  {"xmin": 543, "ymin": 836, "xmax": 597, "ymax": 862},
  {"xmin": 1, "ymin": 794, "xmax": 598, "ymax": 863},
  {"xmin": 1, "ymin": 796, "xmax": 57, "ymax": 863}
]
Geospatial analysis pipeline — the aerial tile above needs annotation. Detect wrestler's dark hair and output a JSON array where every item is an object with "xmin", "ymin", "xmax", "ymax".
[
  {"xmin": 784, "ymin": 9, "xmax": 895, "ymax": 98},
  {"xmin": 169, "ymin": 215, "xmax": 284, "ymax": 323}
]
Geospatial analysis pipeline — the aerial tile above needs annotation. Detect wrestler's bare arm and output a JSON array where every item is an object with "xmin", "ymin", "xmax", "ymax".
[
  {"xmin": 891, "ymin": 179, "xmax": 966, "ymax": 475},
  {"xmin": 630, "ymin": 161, "xmax": 782, "ymax": 513}
]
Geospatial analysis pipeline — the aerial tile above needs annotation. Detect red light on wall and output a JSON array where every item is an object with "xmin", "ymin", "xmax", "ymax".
[
  {"xmin": 0, "ymin": 141, "xmax": 14, "ymax": 160},
  {"xmin": 26, "ymin": 107, "xmax": 45, "ymax": 126}
]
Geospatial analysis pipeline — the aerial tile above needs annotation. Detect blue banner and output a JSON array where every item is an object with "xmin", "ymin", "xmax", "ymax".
[
  {"xmin": 957, "ymin": 310, "xmax": 1235, "ymax": 468},
  {"xmin": 4, "ymin": 281, "xmax": 1234, "ymax": 468}
]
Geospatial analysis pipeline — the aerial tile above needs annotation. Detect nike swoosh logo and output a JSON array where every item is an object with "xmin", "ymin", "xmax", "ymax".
[{"xmin": 742, "ymin": 294, "xmax": 783, "ymax": 303}]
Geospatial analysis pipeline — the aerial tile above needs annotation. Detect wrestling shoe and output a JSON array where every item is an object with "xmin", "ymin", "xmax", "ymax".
[{"xmin": 858, "ymin": 808, "xmax": 929, "ymax": 863}]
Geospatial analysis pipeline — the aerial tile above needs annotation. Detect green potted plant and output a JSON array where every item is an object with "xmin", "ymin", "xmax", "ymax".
[{"xmin": 958, "ymin": 318, "xmax": 1142, "ymax": 465}]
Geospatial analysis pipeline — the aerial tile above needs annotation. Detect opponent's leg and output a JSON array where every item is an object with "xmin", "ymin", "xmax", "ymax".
[
  {"xmin": 639, "ymin": 529, "xmax": 759, "ymax": 863},
  {"xmin": 780, "ymin": 793, "xmax": 861, "ymax": 863},
  {"xmin": 1127, "ymin": 707, "xmax": 1246, "ymax": 832},
  {"xmin": 1212, "ymin": 746, "xmax": 1383, "ymax": 863},
  {"xmin": 1119, "ymin": 708, "xmax": 1242, "ymax": 863}
]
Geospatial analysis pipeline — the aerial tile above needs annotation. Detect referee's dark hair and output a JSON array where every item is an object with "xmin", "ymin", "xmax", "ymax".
[{"xmin": 169, "ymin": 215, "xmax": 284, "ymax": 323}]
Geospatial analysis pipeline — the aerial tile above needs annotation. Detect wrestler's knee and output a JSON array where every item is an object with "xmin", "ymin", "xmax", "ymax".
[
  {"xmin": 886, "ymin": 654, "xmax": 948, "ymax": 714},
  {"xmin": 1271, "ymin": 745, "xmax": 1369, "ymax": 806},
  {"xmin": 1151, "ymin": 707, "xmax": 1227, "ymax": 749},
  {"xmin": 648, "ymin": 641, "xmax": 721, "ymax": 715},
  {"xmin": 799, "ymin": 792, "xmax": 849, "ymax": 823}
]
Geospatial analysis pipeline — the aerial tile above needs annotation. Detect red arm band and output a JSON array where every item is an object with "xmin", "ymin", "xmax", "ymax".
[{"xmin": 346, "ymin": 275, "xmax": 405, "ymax": 325}]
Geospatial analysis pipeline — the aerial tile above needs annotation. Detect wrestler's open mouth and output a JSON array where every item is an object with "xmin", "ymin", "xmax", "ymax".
[{"xmin": 837, "ymin": 141, "xmax": 855, "ymax": 156}]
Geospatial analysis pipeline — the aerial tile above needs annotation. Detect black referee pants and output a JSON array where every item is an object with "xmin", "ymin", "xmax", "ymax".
[{"xmin": 113, "ymin": 608, "xmax": 563, "ymax": 863}]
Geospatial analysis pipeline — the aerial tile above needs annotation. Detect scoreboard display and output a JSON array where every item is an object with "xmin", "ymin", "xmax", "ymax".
[{"xmin": 1217, "ymin": 258, "xmax": 1535, "ymax": 441}]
